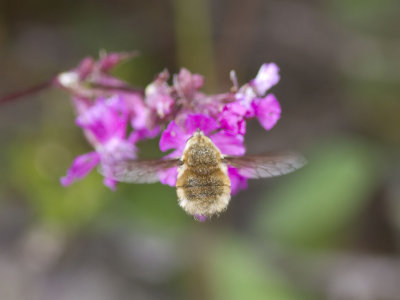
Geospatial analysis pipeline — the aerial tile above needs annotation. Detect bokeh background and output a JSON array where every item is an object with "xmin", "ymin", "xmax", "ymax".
[{"xmin": 1, "ymin": 0, "xmax": 400, "ymax": 299}]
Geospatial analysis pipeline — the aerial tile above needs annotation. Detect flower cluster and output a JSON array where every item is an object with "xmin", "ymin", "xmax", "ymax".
[{"xmin": 58, "ymin": 52, "xmax": 281, "ymax": 194}]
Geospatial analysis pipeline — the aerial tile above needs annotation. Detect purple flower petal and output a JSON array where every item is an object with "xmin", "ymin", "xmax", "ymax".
[
  {"xmin": 173, "ymin": 68, "xmax": 204, "ymax": 100},
  {"xmin": 238, "ymin": 119, "xmax": 246, "ymax": 135},
  {"xmin": 103, "ymin": 177, "xmax": 117, "ymax": 191},
  {"xmin": 145, "ymin": 70, "xmax": 175, "ymax": 118},
  {"xmin": 194, "ymin": 214, "xmax": 207, "ymax": 222},
  {"xmin": 234, "ymin": 86, "xmax": 257, "ymax": 117},
  {"xmin": 219, "ymin": 111, "xmax": 240, "ymax": 134},
  {"xmin": 60, "ymin": 152, "xmax": 100, "ymax": 186},
  {"xmin": 253, "ymin": 94, "xmax": 281, "ymax": 130},
  {"xmin": 76, "ymin": 96, "xmax": 128, "ymax": 144},
  {"xmin": 157, "ymin": 150, "xmax": 181, "ymax": 185},
  {"xmin": 225, "ymin": 102, "xmax": 248, "ymax": 116},
  {"xmin": 122, "ymin": 93, "xmax": 148, "ymax": 130},
  {"xmin": 76, "ymin": 57, "xmax": 95, "ymax": 80},
  {"xmin": 72, "ymin": 96, "xmax": 92, "ymax": 116},
  {"xmin": 146, "ymin": 92, "xmax": 174, "ymax": 118},
  {"xmin": 218, "ymin": 101, "xmax": 250, "ymax": 135},
  {"xmin": 93, "ymin": 74, "xmax": 131, "ymax": 90},
  {"xmin": 185, "ymin": 114, "xmax": 219, "ymax": 134},
  {"xmin": 191, "ymin": 93, "xmax": 227, "ymax": 118},
  {"xmin": 62, "ymin": 94, "xmax": 137, "ymax": 190},
  {"xmin": 251, "ymin": 63, "xmax": 280, "ymax": 96},
  {"xmin": 228, "ymin": 167, "xmax": 248, "ymax": 195},
  {"xmin": 98, "ymin": 51, "xmax": 137, "ymax": 72},
  {"xmin": 159, "ymin": 121, "xmax": 188, "ymax": 152},
  {"xmin": 211, "ymin": 131, "xmax": 245, "ymax": 156}
]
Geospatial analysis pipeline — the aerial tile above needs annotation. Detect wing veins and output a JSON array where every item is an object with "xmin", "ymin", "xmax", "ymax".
[
  {"xmin": 99, "ymin": 158, "xmax": 180, "ymax": 183},
  {"xmin": 224, "ymin": 152, "xmax": 306, "ymax": 179}
]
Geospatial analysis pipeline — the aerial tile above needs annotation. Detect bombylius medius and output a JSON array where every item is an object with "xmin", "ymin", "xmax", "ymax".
[{"xmin": 107, "ymin": 131, "xmax": 306, "ymax": 219}]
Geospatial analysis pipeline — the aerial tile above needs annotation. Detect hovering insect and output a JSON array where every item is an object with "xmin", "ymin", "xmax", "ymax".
[{"xmin": 107, "ymin": 130, "xmax": 306, "ymax": 219}]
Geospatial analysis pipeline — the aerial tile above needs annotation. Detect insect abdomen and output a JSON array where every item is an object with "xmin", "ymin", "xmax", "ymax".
[{"xmin": 176, "ymin": 168, "xmax": 231, "ymax": 216}]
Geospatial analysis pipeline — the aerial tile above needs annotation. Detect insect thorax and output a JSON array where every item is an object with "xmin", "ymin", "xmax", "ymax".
[{"xmin": 182, "ymin": 134, "xmax": 221, "ymax": 175}]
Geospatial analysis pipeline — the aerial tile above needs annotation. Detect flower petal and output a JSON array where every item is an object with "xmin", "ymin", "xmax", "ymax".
[
  {"xmin": 211, "ymin": 131, "xmax": 246, "ymax": 156},
  {"xmin": 145, "ymin": 70, "xmax": 175, "ymax": 118},
  {"xmin": 253, "ymin": 94, "xmax": 281, "ymax": 130},
  {"xmin": 76, "ymin": 57, "xmax": 95, "ymax": 80},
  {"xmin": 60, "ymin": 152, "xmax": 100, "ymax": 186},
  {"xmin": 129, "ymin": 126, "xmax": 160, "ymax": 144},
  {"xmin": 225, "ymin": 102, "xmax": 248, "ymax": 116},
  {"xmin": 103, "ymin": 177, "xmax": 117, "ymax": 191},
  {"xmin": 228, "ymin": 167, "xmax": 248, "ymax": 195},
  {"xmin": 159, "ymin": 121, "xmax": 188, "ymax": 152},
  {"xmin": 122, "ymin": 93, "xmax": 149, "ymax": 130},
  {"xmin": 174, "ymin": 68, "xmax": 204, "ymax": 100},
  {"xmin": 235, "ymin": 86, "xmax": 257, "ymax": 117},
  {"xmin": 185, "ymin": 114, "xmax": 219, "ymax": 135},
  {"xmin": 194, "ymin": 214, "xmax": 207, "ymax": 222},
  {"xmin": 76, "ymin": 96, "xmax": 128, "ymax": 144},
  {"xmin": 251, "ymin": 63, "xmax": 280, "ymax": 96},
  {"xmin": 98, "ymin": 51, "xmax": 137, "ymax": 72},
  {"xmin": 219, "ymin": 103, "xmax": 248, "ymax": 135}
]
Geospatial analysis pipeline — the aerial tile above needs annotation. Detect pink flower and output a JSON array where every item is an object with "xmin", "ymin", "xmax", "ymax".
[
  {"xmin": 252, "ymin": 94, "xmax": 281, "ymax": 130},
  {"xmin": 221, "ymin": 63, "xmax": 282, "ymax": 133},
  {"xmin": 173, "ymin": 68, "xmax": 204, "ymax": 101},
  {"xmin": 59, "ymin": 58, "xmax": 283, "ymax": 198},
  {"xmin": 76, "ymin": 96, "xmax": 128, "ymax": 144},
  {"xmin": 219, "ymin": 102, "xmax": 248, "ymax": 135},
  {"xmin": 228, "ymin": 167, "xmax": 248, "ymax": 195},
  {"xmin": 60, "ymin": 152, "xmax": 100, "ymax": 186},
  {"xmin": 55, "ymin": 51, "xmax": 138, "ymax": 99},
  {"xmin": 97, "ymin": 51, "xmax": 138, "ymax": 72},
  {"xmin": 250, "ymin": 62, "xmax": 280, "ymax": 95},
  {"xmin": 61, "ymin": 96, "xmax": 136, "ymax": 189},
  {"xmin": 145, "ymin": 69, "xmax": 174, "ymax": 119}
]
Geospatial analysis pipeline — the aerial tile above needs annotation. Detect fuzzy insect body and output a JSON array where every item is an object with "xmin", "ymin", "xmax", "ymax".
[{"xmin": 176, "ymin": 131, "xmax": 231, "ymax": 216}]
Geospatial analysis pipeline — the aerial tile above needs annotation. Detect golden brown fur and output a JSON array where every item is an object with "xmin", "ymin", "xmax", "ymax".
[{"xmin": 176, "ymin": 131, "xmax": 231, "ymax": 217}]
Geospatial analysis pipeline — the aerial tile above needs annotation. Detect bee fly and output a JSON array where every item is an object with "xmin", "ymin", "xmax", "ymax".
[{"xmin": 108, "ymin": 131, "xmax": 306, "ymax": 218}]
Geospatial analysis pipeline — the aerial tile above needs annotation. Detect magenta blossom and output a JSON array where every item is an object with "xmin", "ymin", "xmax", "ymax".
[
  {"xmin": 250, "ymin": 62, "xmax": 280, "ymax": 95},
  {"xmin": 61, "ymin": 95, "xmax": 136, "ymax": 190},
  {"xmin": 252, "ymin": 94, "xmax": 281, "ymax": 130},
  {"xmin": 224, "ymin": 62, "xmax": 281, "ymax": 132},
  {"xmin": 55, "ymin": 51, "xmax": 139, "ymax": 99},
  {"xmin": 59, "ymin": 56, "xmax": 283, "ymax": 200},
  {"xmin": 145, "ymin": 69, "xmax": 175, "ymax": 120}
]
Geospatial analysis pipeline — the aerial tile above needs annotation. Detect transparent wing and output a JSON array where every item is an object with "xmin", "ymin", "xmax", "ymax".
[
  {"xmin": 100, "ymin": 158, "xmax": 181, "ymax": 183},
  {"xmin": 223, "ymin": 152, "xmax": 307, "ymax": 178}
]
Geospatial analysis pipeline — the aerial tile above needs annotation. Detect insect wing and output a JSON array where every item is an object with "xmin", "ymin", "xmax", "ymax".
[
  {"xmin": 101, "ymin": 158, "xmax": 181, "ymax": 183},
  {"xmin": 224, "ymin": 152, "xmax": 306, "ymax": 178}
]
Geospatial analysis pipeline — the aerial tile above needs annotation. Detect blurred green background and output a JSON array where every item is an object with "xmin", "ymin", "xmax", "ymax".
[{"xmin": 1, "ymin": 0, "xmax": 400, "ymax": 299}]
